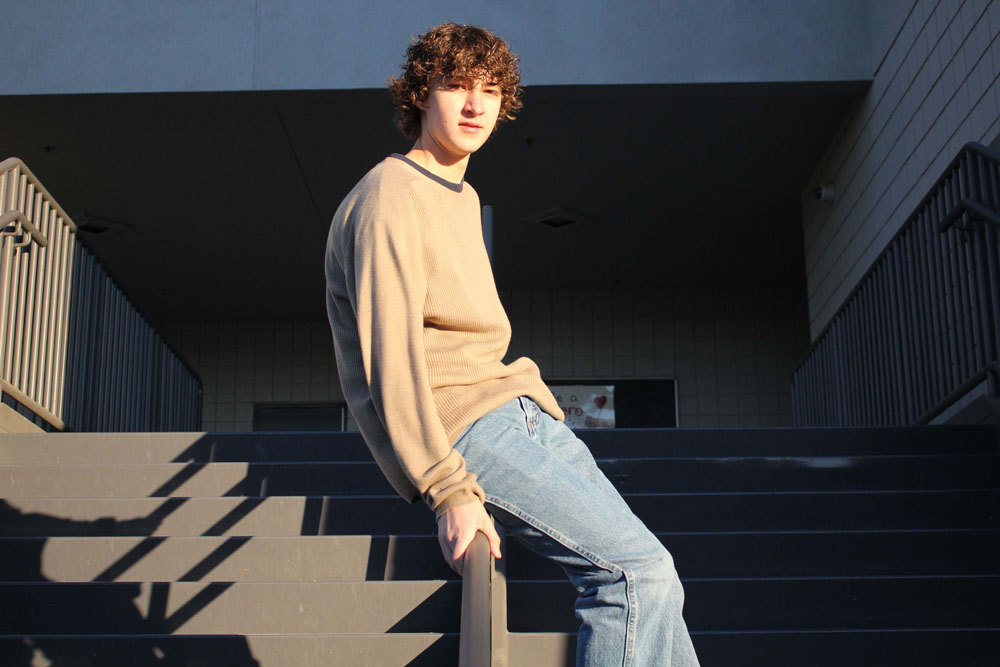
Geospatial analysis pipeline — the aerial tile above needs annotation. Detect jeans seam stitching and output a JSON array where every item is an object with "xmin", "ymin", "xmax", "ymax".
[{"xmin": 484, "ymin": 495, "xmax": 621, "ymax": 573}]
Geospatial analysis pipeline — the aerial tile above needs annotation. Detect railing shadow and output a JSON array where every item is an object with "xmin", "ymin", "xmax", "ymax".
[
  {"xmin": 0, "ymin": 432, "xmax": 271, "ymax": 666},
  {"xmin": 3, "ymin": 431, "xmax": 496, "ymax": 664},
  {"xmin": 0, "ymin": 498, "xmax": 260, "ymax": 666}
]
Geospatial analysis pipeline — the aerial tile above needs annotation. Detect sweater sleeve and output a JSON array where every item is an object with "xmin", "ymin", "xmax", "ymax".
[{"xmin": 349, "ymin": 188, "xmax": 485, "ymax": 516}]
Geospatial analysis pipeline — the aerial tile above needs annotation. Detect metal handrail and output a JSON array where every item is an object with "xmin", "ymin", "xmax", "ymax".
[
  {"xmin": 0, "ymin": 158, "xmax": 78, "ymax": 232},
  {"xmin": 0, "ymin": 211, "xmax": 48, "ymax": 247},
  {"xmin": 1, "ymin": 158, "xmax": 76, "ymax": 428},
  {"xmin": 0, "ymin": 157, "xmax": 201, "ymax": 431},
  {"xmin": 793, "ymin": 142, "xmax": 1000, "ymax": 425},
  {"xmin": 459, "ymin": 530, "xmax": 492, "ymax": 666}
]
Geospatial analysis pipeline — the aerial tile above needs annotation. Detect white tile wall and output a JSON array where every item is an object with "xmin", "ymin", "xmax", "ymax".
[
  {"xmin": 165, "ymin": 286, "xmax": 808, "ymax": 432},
  {"xmin": 802, "ymin": 0, "xmax": 1000, "ymax": 339}
]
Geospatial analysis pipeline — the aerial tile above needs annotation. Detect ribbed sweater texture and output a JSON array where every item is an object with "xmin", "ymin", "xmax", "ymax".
[{"xmin": 325, "ymin": 155, "xmax": 564, "ymax": 515}]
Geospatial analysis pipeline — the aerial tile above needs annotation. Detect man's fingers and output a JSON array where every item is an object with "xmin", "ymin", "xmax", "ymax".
[
  {"xmin": 437, "ymin": 501, "xmax": 501, "ymax": 574},
  {"xmin": 482, "ymin": 522, "xmax": 502, "ymax": 560}
]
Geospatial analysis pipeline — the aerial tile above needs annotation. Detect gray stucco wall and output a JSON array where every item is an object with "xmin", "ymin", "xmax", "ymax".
[
  {"xmin": 801, "ymin": 0, "xmax": 1000, "ymax": 339},
  {"xmin": 0, "ymin": 0, "xmax": 871, "ymax": 94}
]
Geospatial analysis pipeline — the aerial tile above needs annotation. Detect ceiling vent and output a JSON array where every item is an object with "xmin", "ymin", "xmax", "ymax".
[
  {"xmin": 522, "ymin": 206, "xmax": 592, "ymax": 229},
  {"xmin": 73, "ymin": 214, "xmax": 132, "ymax": 240}
]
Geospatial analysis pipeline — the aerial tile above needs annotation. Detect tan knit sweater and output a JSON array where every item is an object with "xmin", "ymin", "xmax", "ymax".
[{"xmin": 325, "ymin": 155, "xmax": 564, "ymax": 516}]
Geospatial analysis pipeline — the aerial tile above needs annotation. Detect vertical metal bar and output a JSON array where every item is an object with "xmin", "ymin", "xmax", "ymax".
[
  {"xmin": 954, "ymin": 158, "xmax": 975, "ymax": 387},
  {"xmin": 23, "ymin": 194, "xmax": 40, "ymax": 401},
  {"xmin": 849, "ymin": 298, "xmax": 864, "ymax": 424},
  {"xmin": 143, "ymin": 326, "xmax": 153, "ymax": 430},
  {"xmin": 26, "ymin": 200, "xmax": 48, "ymax": 405},
  {"xmin": 100, "ymin": 275, "xmax": 114, "ymax": 431},
  {"xmin": 5, "ymin": 236, "xmax": 22, "ymax": 383},
  {"xmin": 887, "ymin": 245, "xmax": 907, "ymax": 422},
  {"xmin": 920, "ymin": 210, "xmax": 955, "ymax": 413},
  {"xmin": 0, "ymin": 235, "xmax": 13, "ymax": 384},
  {"xmin": 901, "ymin": 223, "xmax": 922, "ymax": 418},
  {"xmin": 989, "ymin": 224, "xmax": 1000, "ymax": 370},
  {"xmin": 112, "ymin": 287, "xmax": 125, "ymax": 431},
  {"xmin": 957, "ymin": 216, "xmax": 978, "ymax": 380},
  {"xmin": 945, "ymin": 175, "xmax": 966, "ymax": 393},
  {"xmin": 127, "ymin": 305, "xmax": 138, "ymax": 431},
  {"xmin": 50, "ymin": 215, "xmax": 74, "ymax": 422},
  {"xmin": 126, "ymin": 309, "xmax": 136, "ymax": 431},
  {"xmin": 826, "ymin": 328, "xmax": 837, "ymax": 425},
  {"xmin": 859, "ymin": 284, "xmax": 873, "ymax": 424},
  {"xmin": 986, "ymin": 159, "xmax": 1000, "ymax": 368},
  {"xmin": 11, "ymin": 227, "xmax": 29, "ymax": 391},
  {"xmin": 874, "ymin": 265, "xmax": 890, "ymax": 424},
  {"xmin": 901, "ymin": 226, "xmax": 918, "ymax": 422},
  {"xmin": 118, "ymin": 297, "xmax": 129, "ymax": 431},
  {"xmin": 82, "ymin": 249, "xmax": 99, "ymax": 431},
  {"xmin": 927, "ymin": 181, "xmax": 948, "ymax": 413},
  {"xmin": 35, "ymin": 207, "xmax": 52, "ymax": 412},
  {"xmin": 120, "ymin": 300, "xmax": 130, "ymax": 431}
]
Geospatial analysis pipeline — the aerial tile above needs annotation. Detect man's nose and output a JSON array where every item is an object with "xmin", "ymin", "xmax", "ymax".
[{"xmin": 465, "ymin": 90, "xmax": 484, "ymax": 115}]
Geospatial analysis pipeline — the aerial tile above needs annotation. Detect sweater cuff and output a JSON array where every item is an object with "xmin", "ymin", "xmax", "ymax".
[{"xmin": 431, "ymin": 484, "xmax": 486, "ymax": 519}]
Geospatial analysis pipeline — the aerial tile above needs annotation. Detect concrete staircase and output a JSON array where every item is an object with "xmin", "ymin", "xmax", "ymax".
[{"xmin": 1, "ymin": 426, "xmax": 998, "ymax": 666}]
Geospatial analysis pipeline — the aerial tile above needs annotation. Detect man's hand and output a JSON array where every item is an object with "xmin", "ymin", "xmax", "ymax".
[{"xmin": 436, "ymin": 501, "xmax": 502, "ymax": 575}]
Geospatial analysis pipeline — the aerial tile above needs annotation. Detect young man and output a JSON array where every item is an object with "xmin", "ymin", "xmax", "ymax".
[{"xmin": 325, "ymin": 22, "xmax": 700, "ymax": 666}]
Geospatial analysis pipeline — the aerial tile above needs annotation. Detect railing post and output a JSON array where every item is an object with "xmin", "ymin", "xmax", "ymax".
[{"xmin": 459, "ymin": 530, "xmax": 493, "ymax": 667}]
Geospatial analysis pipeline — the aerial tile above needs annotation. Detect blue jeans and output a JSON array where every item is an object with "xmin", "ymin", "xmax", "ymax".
[{"xmin": 453, "ymin": 396, "xmax": 700, "ymax": 666}]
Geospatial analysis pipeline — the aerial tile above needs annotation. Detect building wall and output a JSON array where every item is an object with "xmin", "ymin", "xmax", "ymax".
[
  {"xmin": 802, "ymin": 0, "xmax": 1000, "ymax": 339},
  {"xmin": 165, "ymin": 286, "xmax": 808, "ymax": 432},
  {"xmin": 0, "ymin": 0, "xmax": 871, "ymax": 95}
]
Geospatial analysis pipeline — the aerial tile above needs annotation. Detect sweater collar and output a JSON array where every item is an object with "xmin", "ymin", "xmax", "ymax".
[{"xmin": 389, "ymin": 154, "xmax": 465, "ymax": 193}]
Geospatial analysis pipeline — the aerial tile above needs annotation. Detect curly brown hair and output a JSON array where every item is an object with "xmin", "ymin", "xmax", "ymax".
[{"xmin": 389, "ymin": 22, "xmax": 523, "ymax": 140}]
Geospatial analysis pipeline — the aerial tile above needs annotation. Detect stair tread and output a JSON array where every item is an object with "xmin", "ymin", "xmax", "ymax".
[
  {"xmin": 1, "ymin": 426, "xmax": 996, "ymax": 662},
  {"xmin": 2, "ymin": 529, "xmax": 996, "ymax": 582},
  {"xmin": 0, "ymin": 581, "xmax": 463, "ymax": 635},
  {"xmin": 3, "ymin": 490, "xmax": 996, "ymax": 536},
  {"xmin": 508, "ymin": 576, "xmax": 1000, "ymax": 632},
  {"xmin": 3, "ymin": 454, "xmax": 997, "ymax": 497},
  {"xmin": 2, "ymin": 424, "xmax": 995, "ymax": 463}
]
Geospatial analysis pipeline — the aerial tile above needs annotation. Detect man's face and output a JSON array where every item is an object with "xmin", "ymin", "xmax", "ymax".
[{"xmin": 417, "ymin": 75, "xmax": 502, "ymax": 162}]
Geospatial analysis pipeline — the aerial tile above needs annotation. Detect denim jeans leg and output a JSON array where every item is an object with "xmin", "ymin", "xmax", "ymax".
[{"xmin": 453, "ymin": 397, "xmax": 700, "ymax": 667}]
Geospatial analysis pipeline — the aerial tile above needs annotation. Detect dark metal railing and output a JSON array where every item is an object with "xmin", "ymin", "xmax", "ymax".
[
  {"xmin": 793, "ymin": 142, "xmax": 1000, "ymax": 426},
  {"xmin": 459, "ymin": 531, "xmax": 492, "ymax": 666},
  {"xmin": 62, "ymin": 242, "xmax": 202, "ymax": 431}
]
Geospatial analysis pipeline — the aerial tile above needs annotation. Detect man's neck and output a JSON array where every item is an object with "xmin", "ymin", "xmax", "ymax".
[{"xmin": 404, "ymin": 144, "xmax": 470, "ymax": 184}]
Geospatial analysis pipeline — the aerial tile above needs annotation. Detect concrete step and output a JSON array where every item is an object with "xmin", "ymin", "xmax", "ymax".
[
  {"xmin": 2, "ymin": 453, "xmax": 996, "ymax": 498},
  {"xmin": 3, "ymin": 630, "xmax": 996, "ymax": 667},
  {"xmin": 510, "ymin": 630, "xmax": 1000, "ymax": 667},
  {"xmin": 3, "ymin": 490, "xmax": 996, "ymax": 537},
  {"xmin": 7, "ymin": 575, "xmax": 997, "ymax": 637},
  {"xmin": 3, "ymin": 528, "xmax": 995, "ymax": 584},
  {"xmin": 0, "ymin": 536, "xmax": 455, "ymax": 583},
  {"xmin": 0, "ymin": 634, "xmax": 459, "ymax": 667},
  {"xmin": 508, "ymin": 575, "xmax": 1000, "ymax": 632},
  {"xmin": 3, "ymin": 527, "xmax": 995, "ymax": 587},
  {"xmin": 0, "ymin": 581, "xmax": 461, "ymax": 635},
  {"xmin": 506, "ymin": 528, "xmax": 1000, "ymax": 579},
  {"xmin": 1, "ymin": 424, "xmax": 996, "ymax": 464}
]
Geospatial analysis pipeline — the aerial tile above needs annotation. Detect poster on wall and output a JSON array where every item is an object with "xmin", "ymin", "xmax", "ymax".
[{"xmin": 551, "ymin": 385, "xmax": 615, "ymax": 429}]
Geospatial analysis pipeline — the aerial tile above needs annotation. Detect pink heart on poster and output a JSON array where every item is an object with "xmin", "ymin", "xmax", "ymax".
[{"xmin": 594, "ymin": 396, "xmax": 607, "ymax": 409}]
